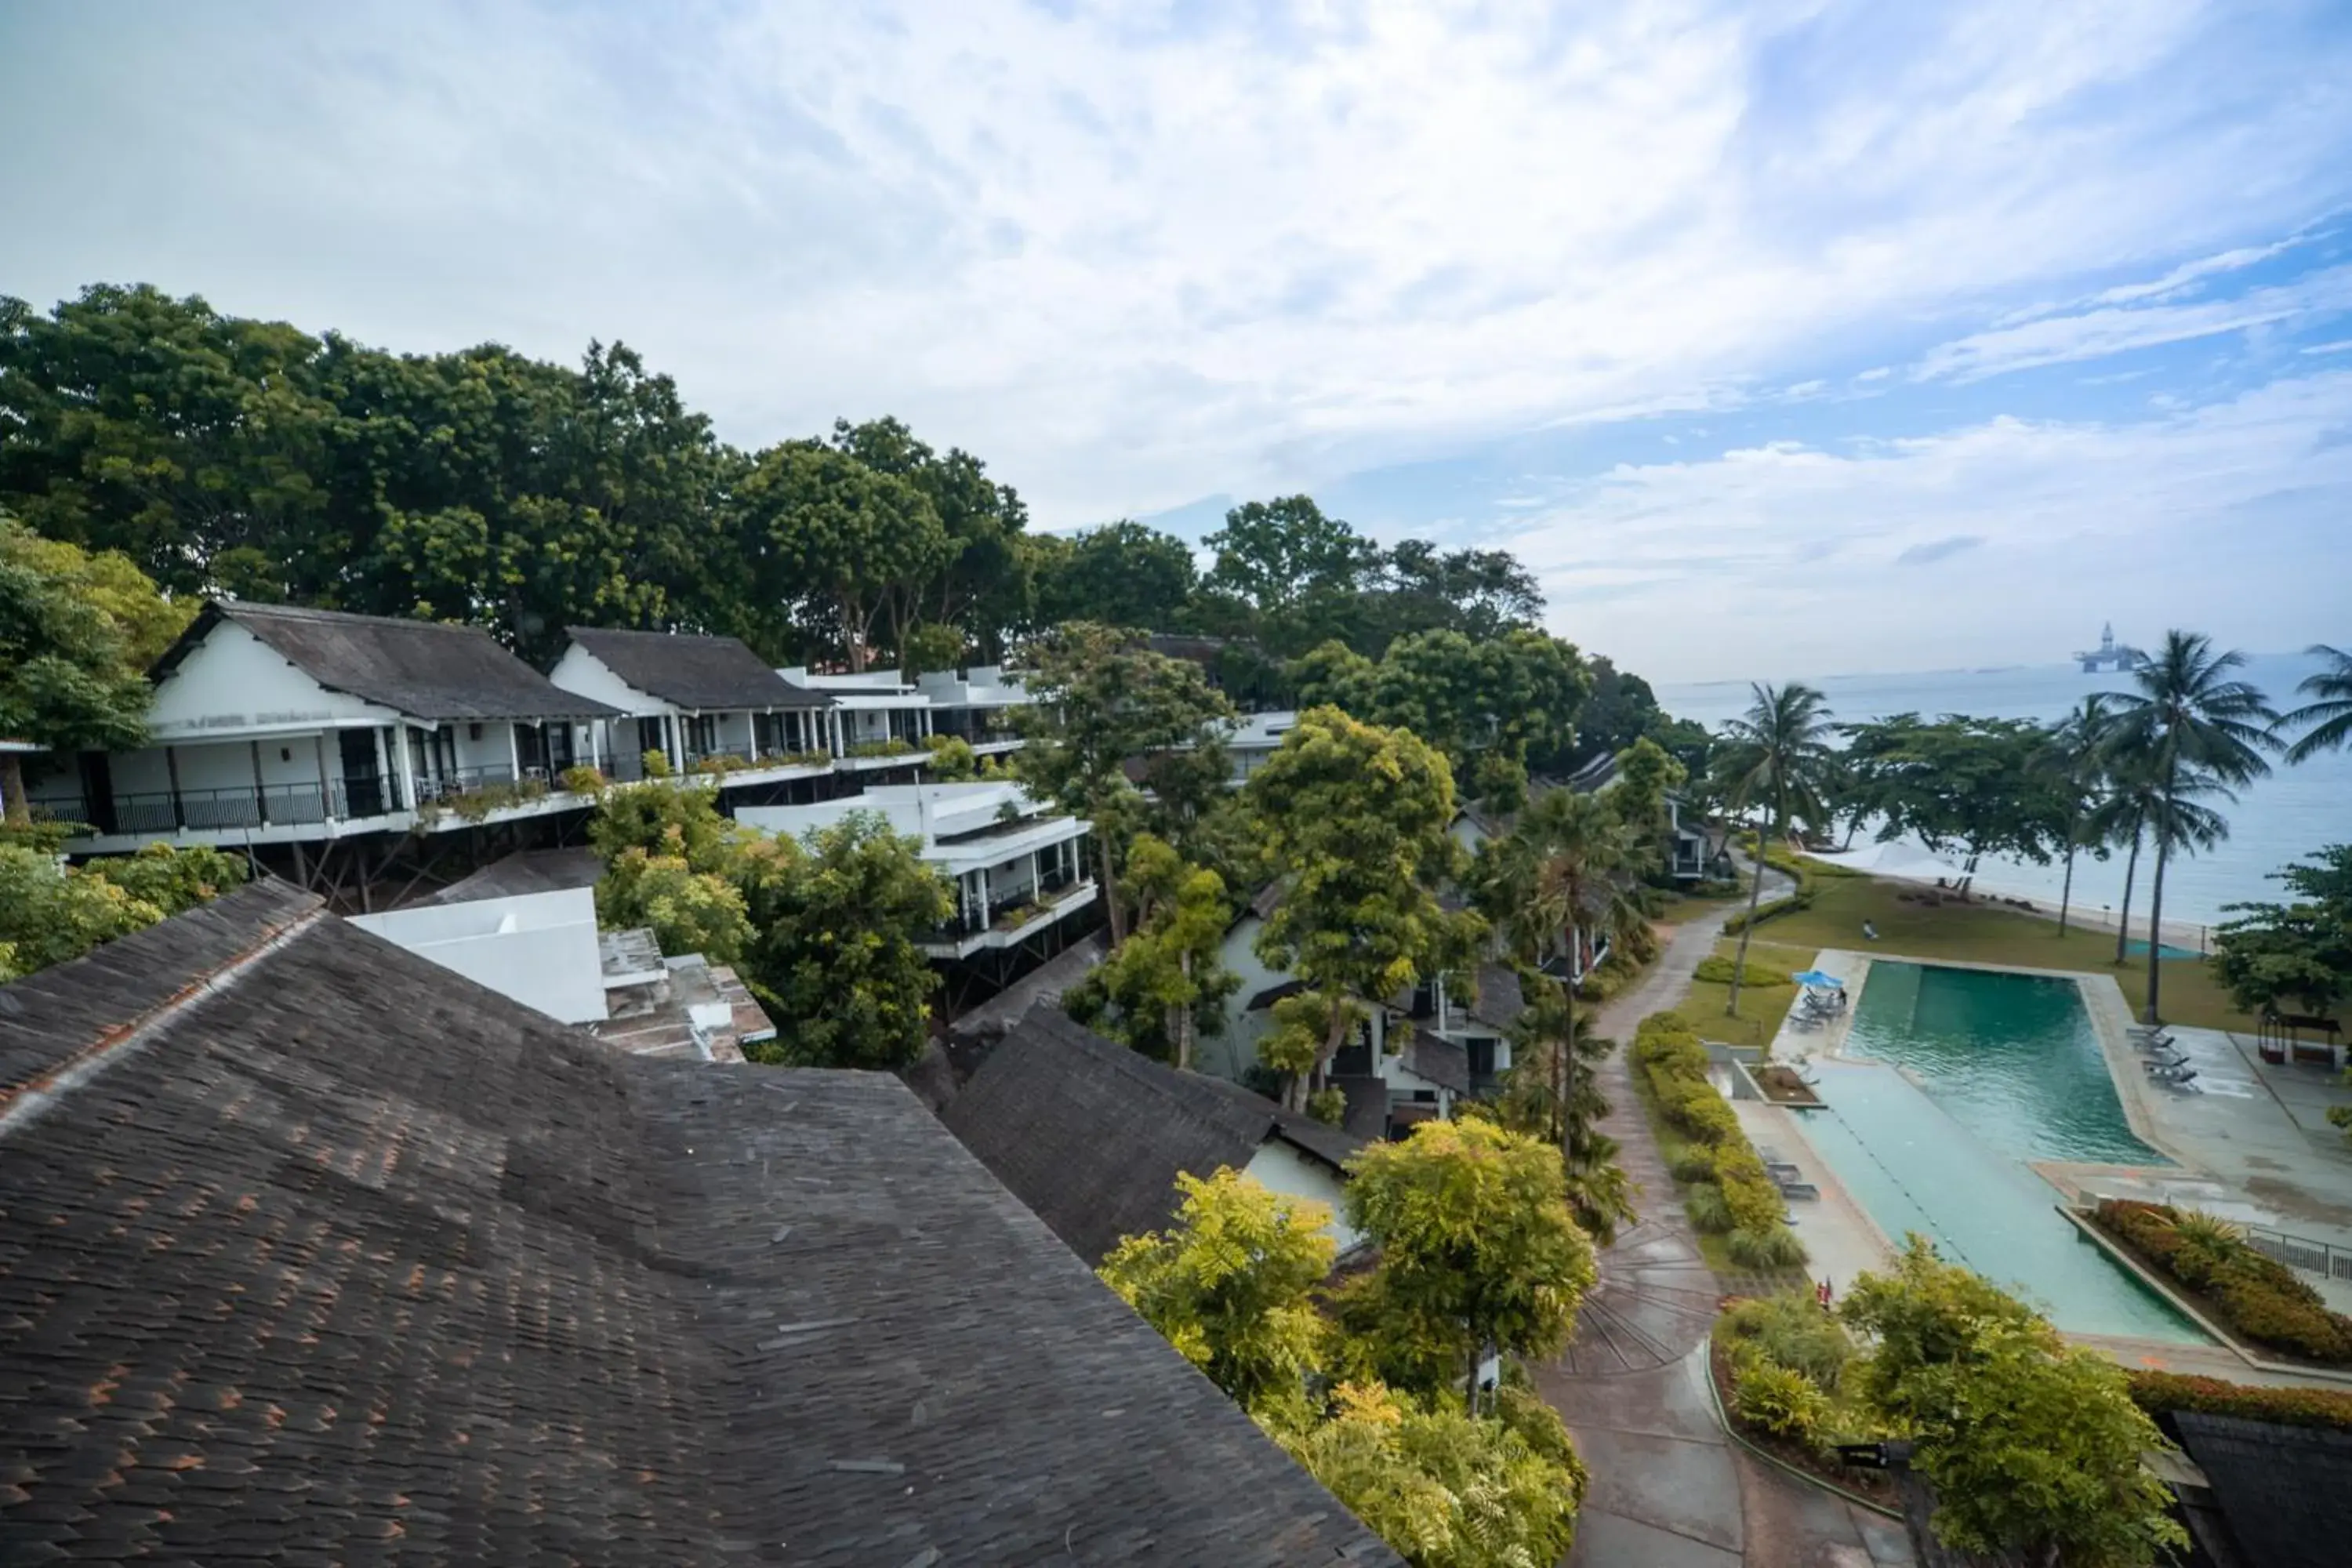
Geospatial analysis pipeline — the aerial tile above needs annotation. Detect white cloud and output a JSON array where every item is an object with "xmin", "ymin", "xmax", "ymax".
[
  {"xmin": 1503, "ymin": 373, "xmax": 2352, "ymax": 680},
  {"xmin": 5, "ymin": 0, "xmax": 2351, "ymax": 524}
]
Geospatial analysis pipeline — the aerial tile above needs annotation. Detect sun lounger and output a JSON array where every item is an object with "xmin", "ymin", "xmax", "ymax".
[
  {"xmin": 1777, "ymin": 1181, "xmax": 1821, "ymax": 1201},
  {"xmin": 1765, "ymin": 1161, "xmax": 1804, "ymax": 1181},
  {"xmin": 2160, "ymin": 1073, "xmax": 2203, "ymax": 1093},
  {"xmin": 2149, "ymin": 1064, "xmax": 2197, "ymax": 1084},
  {"xmin": 2132, "ymin": 1034, "xmax": 2177, "ymax": 1051}
]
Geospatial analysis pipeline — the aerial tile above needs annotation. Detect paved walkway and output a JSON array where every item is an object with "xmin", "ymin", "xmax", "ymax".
[{"xmin": 1535, "ymin": 869, "xmax": 1915, "ymax": 1567}]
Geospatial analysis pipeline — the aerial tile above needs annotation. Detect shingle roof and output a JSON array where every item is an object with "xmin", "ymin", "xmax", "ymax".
[
  {"xmin": 1403, "ymin": 1025, "xmax": 1472, "ymax": 1094},
  {"xmin": 2176, "ymin": 1413, "xmax": 2352, "ymax": 1568},
  {"xmin": 939, "ymin": 1010, "xmax": 1364, "ymax": 1264},
  {"xmin": 1330, "ymin": 1075, "xmax": 1392, "ymax": 1141},
  {"xmin": 564, "ymin": 626, "xmax": 832, "ymax": 711},
  {"xmin": 0, "ymin": 891, "xmax": 1399, "ymax": 1567},
  {"xmin": 156, "ymin": 601, "xmax": 622, "ymax": 722},
  {"xmin": 1468, "ymin": 960, "xmax": 1527, "ymax": 1030},
  {"xmin": 416, "ymin": 846, "xmax": 606, "ymax": 905}
]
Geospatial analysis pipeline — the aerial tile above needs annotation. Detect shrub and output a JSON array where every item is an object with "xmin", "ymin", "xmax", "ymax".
[
  {"xmin": 2094, "ymin": 1200, "xmax": 2352, "ymax": 1363},
  {"xmin": 641, "ymin": 747, "xmax": 672, "ymax": 779},
  {"xmin": 1719, "ymin": 1290, "xmax": 1853, "ymax": 1388},
  {"xmin": 1714, "ymin": 1146, "xmax": 1787, "ymax": 1236},
  {"xmin": 448, "ymin": 777, "xmax": 548, "ymax": 822},
  {"xmin": 557, "ymin": 764, "xmax": 608, "ymax": 796},
  {"xmin": 2127, "ymin": 1370, "xmax": 2352, "ymax": 1433},
  {"xmin": 1693, "ymin": 955, "xmax": 1793, "ymax": 987},
  {"xmin": 1728, "ymin": 1225, "xmax": 1809, "ymax": 1269},
  {"xmin": 1685, "ymin": 1183, "xmax": 1733, "ymax": 1233},
  {"xmin": 1668, "ymin": 1148, "xmax": 1718, "ymax": 1183},
  {"xmin": 1306, "ymin": 1086, "xmax": 1348, "ymax": 1127},
  {"xmin": 1732, "ymin": 1358, "xmax": 1834, "ymax": 1447}
]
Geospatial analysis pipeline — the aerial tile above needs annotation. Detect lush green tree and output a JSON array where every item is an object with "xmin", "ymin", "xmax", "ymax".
[
  {"xmin": 1097, "ymin": 1168, "xmax": 1334, "ymax": 1425},
  {"xmin": 2042, "ymin": 695, "xmax": 2118, "ymax": 935},
  {"xmin": 2090, "ymin": 767, "xmax": 2227, "ymax": 968},
  {"xmin": 1013, "ymin": 622, "xmax": 1233, "ymax": 944},
  {"xmin": 1368, "ymin": 539, "xmax": 1544, "ymax": 650},
  {"xmin": 1074, "ymin": 834, "xmax": 1236, "ymax": 1069},
  {"xmin": 1840, "ymin": 713, "xmax": 2070, "ymax": 883},
  {"xmin": 1273, "ymin": 1381, "xmax": 1586, "ymax": 1568},
  {"xmin": 1247, "ymin": 707, "xmax": 1475, "ymax": 1109},
  {"xmin": 0, "ymin": 518, "xmax": 162, "ymax": 820},
  {"xmin": 1032, "ymin": 519, "xmax": 1200, "ymax": 631},
  {"xmin": 1255, "ymin": 989, "xmax": 1362, "ymax": 1109},
  {"xmin": 1841, "ymin": 1238, "xmax": 2185, "ymax": 1567},
  {"xmin": 2103, "ymin": 632, "xmax": 2281, "ymax": 1022},
  {"xmin": 587, "ymin": 780, "xmax": 739, "ymax": 874},
  {"xmin": 1479, "ymin": 789, "xmax": 1645, "ymax": 1155},
  {"xmin": 735, "ymin": 439, "xmax": 949, "ymax": 670},
  {"xmin": 1567, "ymin": 656, "xmax": 1664, "ymax": 768},
  {"xmin": 735, "ymin": 815, "xmax": 953, "ymax": 1070},
  {"xmin": 829, "ymin": 416, "xmax": 1030, "ymax": 660},
  {"xmin": 2214, "ymin": 845, "xmax": 2352, "ymax": 1022},
  {"xmin": 1338, "ymin": 1118, "xmax": 1598, "ymax": 1397},
  {"xmin": 2281, "ymin": 643, "xmax": 2352, "ymax": 763},
  {"xmin": 0, "ymin": 842, "xmax": 246, "ymax": 977},
  {"xmin": 920, "ymin": 734, "xmax": 982, "ymax": 782},
  {"xmin": 1200, "ymin": 495, "xmax": 1381, "ymax": 656},
  {"xmin": 594, "ymin": 841, "xmax": 753, "ymax": 964},
  {"xmin": 1610, "ymin": 736, "xmax": 1689, "ymax": 878},
  {"xmin": 1713, "ymin": 683, "xmax": 1836, "ymax": 1014}
]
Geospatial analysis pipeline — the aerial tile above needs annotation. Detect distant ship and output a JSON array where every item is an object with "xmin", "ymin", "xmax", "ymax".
[{"xmin": 2074, "ymin": 622, "xmax": 2147, "ymax": 673}]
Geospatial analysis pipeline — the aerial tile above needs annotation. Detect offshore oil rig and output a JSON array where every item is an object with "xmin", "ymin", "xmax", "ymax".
[{"xmin": 2074, "ymin": 622, "xmax": 2147, "ymax": 673}]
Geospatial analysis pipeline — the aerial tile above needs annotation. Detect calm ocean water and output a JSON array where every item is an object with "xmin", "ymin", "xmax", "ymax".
[{"xmin": 1656, "ymin": 651, "xmax": 2352, "ymax": 934}]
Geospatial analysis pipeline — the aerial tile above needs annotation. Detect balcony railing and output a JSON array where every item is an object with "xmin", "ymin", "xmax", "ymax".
[
  {"xmin": 83, "ymin": 780, "xmax": 361, "ymax": 835},
  {"xmin": 412, "ymin": 764, "xmax": 520, "ymax": 804}
]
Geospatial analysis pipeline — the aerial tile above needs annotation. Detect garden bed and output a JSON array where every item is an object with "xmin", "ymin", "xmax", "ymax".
[
  {"xmin": 1707, "ymin": 1329, "xmax": 1897, "ymax": 1508},
  {"xmin": 2089, "ymin": 1200, "xmax": 2352, "ymax": 1368},
  {"xmin": 1752, "ymin": 1064, "xmax": 1822, "ymax": 1107}
]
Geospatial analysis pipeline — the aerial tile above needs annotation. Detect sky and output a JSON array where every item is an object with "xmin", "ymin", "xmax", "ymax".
[{"xmin": 3, "ymin": 0, "xmax": 2350, "ymax": 681}]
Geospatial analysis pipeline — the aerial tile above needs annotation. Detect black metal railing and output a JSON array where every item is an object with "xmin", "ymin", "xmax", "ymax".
[
  {"xmin": 413, "ymin": 764, "xmax": 519, "ymax": 804},
  {"xmin": 95, "ymin": 780, "xmax": 355, "ymax": 834}
]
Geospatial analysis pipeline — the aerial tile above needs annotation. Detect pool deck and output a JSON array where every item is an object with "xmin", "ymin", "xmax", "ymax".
[{"xmin": 1760, "ymin": 946, "xmax": 2352, "ymax": 1356}]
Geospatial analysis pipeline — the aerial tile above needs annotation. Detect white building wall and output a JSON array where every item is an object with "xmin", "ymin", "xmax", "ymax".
[
  {"xmin": 165, "ymin": 741, "xmax": 262, "ymax": 793},
  {"xmin": 107, "ymin": 749, "xmax": 176, "ymax": 795},
  {"xmin": 1241, "ymin": 1142, "xmax": 1362, "ymax": 1252},
  {"xmin": 447, "ymin": 722, "xmax": 519, "ymax": 775},
  {"xmin": 145, "ymin": 620, "xmax": 385, "ymax": 737},
  {"xmin": 347, "ymin": 888, "xmax": 607, "ymax": 1023},
  {"xmin": 547, "ymin": 645, "xmax": 666, "ymax": 717},
  {"xmin": 1210, "ymin": 913, "xmax": 1293, "ymax": 1083}
]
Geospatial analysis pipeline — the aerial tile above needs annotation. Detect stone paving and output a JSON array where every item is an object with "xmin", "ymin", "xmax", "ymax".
[{"xmin": 1536, "ymin": 869, "xmax": 1915, "ymax": 1567}]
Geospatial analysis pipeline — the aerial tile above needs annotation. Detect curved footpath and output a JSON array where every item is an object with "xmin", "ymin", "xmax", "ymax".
[{"xmin": 1536, "ymin": 865, "xmax": 1916, "ymax": 1568}]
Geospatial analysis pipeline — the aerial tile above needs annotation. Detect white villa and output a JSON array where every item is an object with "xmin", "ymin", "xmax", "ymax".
[
  {"xmin": 23, "ymin": 601, "xmax": 622, "ymax": 855},
  {"xmin": 780, "ymin": 666, "xmax": 938, "ymax": 762},
  {"xmin": 735, "ymin": 782, "xmax": 1096, "ymax": 963},
  {"xmin": 913, "ymin": 664, "xmax": 1030, "ymax": 756},
  {"xmin": 549, "ymin": 626, "xmax": 837, "ymax": 784}
]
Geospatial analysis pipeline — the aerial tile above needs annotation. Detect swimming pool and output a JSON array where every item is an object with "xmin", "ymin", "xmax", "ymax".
[{"xmin": 1796, "ymin": 961, "xmax": 2205, "ymax": 1341}]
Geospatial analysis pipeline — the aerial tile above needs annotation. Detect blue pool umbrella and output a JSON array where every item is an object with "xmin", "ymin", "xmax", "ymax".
[{"xmin": 1791, "ymin": 970, "xmax": 1844, "ymax": 987}]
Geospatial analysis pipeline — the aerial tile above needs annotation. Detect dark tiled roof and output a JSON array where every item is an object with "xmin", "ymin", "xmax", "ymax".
[
  {"xmin": 416, "ymin": 846, "xmax": 605, "ymax": 905},
  {"xmin": 1403, "ymin": 1025, "xmax": 1472, "ymax": 1094},
  {"xmin": 155, "ymin": 601, "xmax": 623, "ymax": 722},
  {"xmin": 565, "ymin": 626, "xmax": 832, "ymax": 711},
  {"xmin": 1247, "ymin": 977, "xmax": 1312, "ymax": 1011},
  {"xmin": 1331, "ymin": 1075, "xmax": 1392, "ymax": 1141},
  {"xmin": 2177, "ymin": 1413, "xmax": 2352, "ymax": 1568},
  {"xmin": 1193, "ymin": 1069, "xmax": 1370, "ymax": 1172},
  {"xmin": 940, "ymin": 1010, "xmax": 1361, "ymax": 1264},
  {"xmin": 1468, "ymin": 960, "xmax": 1526, "ymax": 1030},
  {"xmin": 0, "ymin": 901, "xmax": 1398, "ymax": 1567},
  {"xmin": 0, "ymin": 877, "xmax": 320, "ymax": 1107}
]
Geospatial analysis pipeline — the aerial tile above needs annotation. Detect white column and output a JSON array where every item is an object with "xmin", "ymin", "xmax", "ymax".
[
  {"xmin": 394, "ymin": 723, "xmax": 418, "ymax": 812},
  {"xmin": 1029, "ymin": 849, "xmax": 1041, "ymax": 903},
  {"xmin": 506, "ymin": 724, "xmax": 521, "ymax": 782}
]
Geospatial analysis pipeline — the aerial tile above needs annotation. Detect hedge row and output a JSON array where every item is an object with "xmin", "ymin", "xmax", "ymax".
[
  {"xmin": 1722, "ymin": 842, "xmax": 1819, "ymax": 935},
  {"xmin": 2094, "ymin": 1200, "xmax": 2352, "ymax": 1364},
  {"xmin": 1634, "ymin": 1011, "xmax": 1806, "ymax": 1267},
  {"xmin": 2126, "ymin": 1370, "xmax": 2352, "ymax": 1434},
  {"xmin": 1692, "ymin": 955, "xmax": 1793, "ymax": 988}
]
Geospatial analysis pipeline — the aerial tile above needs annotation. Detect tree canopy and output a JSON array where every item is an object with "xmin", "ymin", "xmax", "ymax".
[
  {"xmin": 1839, "ymin": 713, "xmax": 2071, "ymax": 873},
  {"xmin": 2214, "ymin": 844, "xmax": 2352, "ymax": 1022}
]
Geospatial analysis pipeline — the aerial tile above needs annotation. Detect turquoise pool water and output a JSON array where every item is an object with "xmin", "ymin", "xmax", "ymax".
[
  {"xmin": 1798, "ymin": 961, "xmax": 2205, "ymax": 1341},
  {"xmin": 2123, "ymin": 938, "xmax": 2204, "ymax": 960}
]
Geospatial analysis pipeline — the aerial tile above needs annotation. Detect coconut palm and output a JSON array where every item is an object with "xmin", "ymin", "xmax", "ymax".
[
  {"xmin": 2042, "ymin": 694, "xmax": 2115, "ymax": 935},
  {"xmin": 2280, "ymin": 643, "xmax": 2352, "ymax": 764},
  {"xmin": 1713, "ymin": 683, "xmax": 1836, "ymax": 1016},
  {"xmin": 2103, "ymin": 632, "xmax": 2279, "ymax": 1022},
  {"xmin": 1491, "ymin": 787, "xmax": 1647, "ymax": 1156}
]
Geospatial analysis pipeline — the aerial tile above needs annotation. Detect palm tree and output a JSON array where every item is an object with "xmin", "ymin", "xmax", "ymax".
[
  {"xmin": 2042, "ymin": 695, "xmax": 2115, "ymax": 935},
  {"xmin": 2281, "ymin": 644, "xmax": 2352, "ymax": 763},
  {"xmin": 1493, "ymin": 787, "xmax": 1647, "ymax": 1156},
  {"xmin": 2103, "ymin": 631, "xmax": 2279, "ymax": 1022},
  {"xmin": 2088, "ymin": 767, "xmax": 2155, "ymax": 967},
  {"xmin": 1714, "ymin": 683, "xmax": 1836, "ymax": 1017}
]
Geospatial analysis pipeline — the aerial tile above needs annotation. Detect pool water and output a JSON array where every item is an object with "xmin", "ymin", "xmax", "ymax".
[
  {"xmin": 1796, "ymin": 961, "xmax": 2205, "ymax": 1342},
  {"xmin": 2123, "ymin": 938, "xmax": 2204, "ymax": 960}
]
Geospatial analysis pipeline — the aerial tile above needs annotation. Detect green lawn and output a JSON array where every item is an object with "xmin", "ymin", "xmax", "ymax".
[
  {"xmin": 1726, "ymin": 866, "xmax": 2256, "ymax": 1033},
  {"xmin": 1653, "ymin": 880, "xmax": 1751, "ymax": 926},
  {"xmin": 1679, "ymin": 937, "xmax": 1812, "ymax": 1050}
]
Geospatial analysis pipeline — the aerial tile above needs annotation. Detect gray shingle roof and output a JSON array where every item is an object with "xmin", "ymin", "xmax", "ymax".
[
  {"xmin": 416, "ymin": 847, "xmax": 605, "ymax": 906},
  {"xmin": 156, "ymin": 601, "xmax": 623, "ymax": 722},
  {"xmin": 564, "ymin": 626, "xmax": 832, "ymax": 711},
  {"xmin": 0, "ymin": 889, "xmax": 1398, "ymax": 1567},
  {"xmin": 940, "ymin": 1010, "xmax": 1363, "ymax": 1264},
  {"xmin": 1403, "ymin": 1025, "xmax": 1472, "ymax": 1094},
  {"xmin": 1468, "ymin": 961, "xmax": 1527, "ymax": 1030},
  {"xmin": 2176, "ymin": 1413, "xmax": 2352, "ymax": 1568}
]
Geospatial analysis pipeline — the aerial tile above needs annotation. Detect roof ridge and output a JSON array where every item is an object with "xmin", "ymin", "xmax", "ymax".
[
  {"xmin": 223, "ymin": 600, "xmax": 492, "ymax": 634},
  {"xmin": 1034, "ymin": 1011, "xmax": 1274, "ymax": 1137}
]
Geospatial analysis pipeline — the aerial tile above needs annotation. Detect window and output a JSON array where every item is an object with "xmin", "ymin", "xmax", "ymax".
[{"xmin": 1466, "ymin": 1037, "xmax": 1496, "ymax": 1079}]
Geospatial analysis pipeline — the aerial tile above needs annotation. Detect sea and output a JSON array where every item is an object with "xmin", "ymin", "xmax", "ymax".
[{"xmin": 1655, "ymin": 650, "xmax": 2352, "ymax": 938}]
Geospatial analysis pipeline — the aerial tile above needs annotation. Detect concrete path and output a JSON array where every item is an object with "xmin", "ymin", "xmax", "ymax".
[{"xmin": 1536, "ymin": 868, "xmax": 1915, "ymax": 1567}]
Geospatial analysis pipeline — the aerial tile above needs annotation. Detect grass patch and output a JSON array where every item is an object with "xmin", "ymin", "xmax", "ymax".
[
  {"xmin": 1759, "ymin": 863, "xmax": 2255, "ymax": 1033},
  {"xmin": 1654, "ymin": 879, "xmax": 1751, "ymax": 925},
  {"xmin": 1676, "ymin": 937, "xmax": 1813, "ymax": 1050}
]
